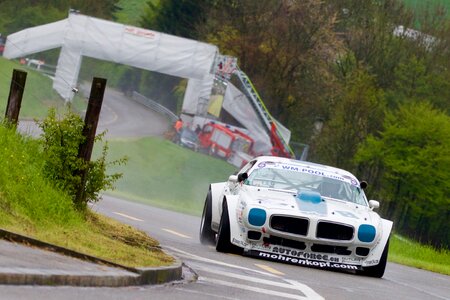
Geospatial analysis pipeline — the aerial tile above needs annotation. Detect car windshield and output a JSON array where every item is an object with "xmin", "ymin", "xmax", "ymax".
[{"xmin": 245, "ymin": 164, "xmax": 368, "ymax": 206}]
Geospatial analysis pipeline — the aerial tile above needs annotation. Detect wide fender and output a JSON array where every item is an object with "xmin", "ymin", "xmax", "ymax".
[
  {"xmin": 210, "ymin": 182, "xmax": 227, "ymax": 231},
  {"xmin": 223, "ymin": 195, "xmax": 241, "ymax": 246},
  {"xmin": 363, "ymin": 218, "xmax": 393, "ymax": 267}
]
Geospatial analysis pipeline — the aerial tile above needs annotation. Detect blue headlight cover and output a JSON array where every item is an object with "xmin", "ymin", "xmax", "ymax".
[
  {"xmin": 248, "ymin": 208, "xmax": 266, "ymax": 226},
  {"xmin": 358, "ymin": 224, "xmax": 376, "ymax": 242}
]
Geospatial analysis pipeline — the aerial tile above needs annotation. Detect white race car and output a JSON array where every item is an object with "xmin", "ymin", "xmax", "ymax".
[{"xmin": 200, "ymin": 156, "xmax": 393, "ymax": 278}]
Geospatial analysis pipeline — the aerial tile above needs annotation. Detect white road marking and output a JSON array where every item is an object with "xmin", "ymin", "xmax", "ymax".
[
  {"xmin": 162, "ymin": 228, "xmax": 191, "ymax": 239},
  {"xmin": 112, "ymin": 211, "xmax": 144, "ymax": 222},
  {"xmin": 195, "ymin": 265, "xmax": 321, "ymax": 297},
  {"xmin": 166, "ymin": 246, "xmax": 324, "ymax": 299},
  {"xmin": 200, "ymin": 277, "xmax": 310, "ymax": 300},
  {"xmin": 164, "ymin": 246, "xmax": 279, "ymax": 277},
  {"xmin": 284, "ymin": 279, "xmax": 326, "ymax": 300},
  {"xmin": 255, "ymin": 263, "xmax": 285, "ymax": 276}
]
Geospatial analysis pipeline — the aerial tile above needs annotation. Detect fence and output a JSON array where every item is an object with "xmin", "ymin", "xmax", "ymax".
[{"xmin": 131, "ymin": 91, "xmax": 178, "ymax": 123}]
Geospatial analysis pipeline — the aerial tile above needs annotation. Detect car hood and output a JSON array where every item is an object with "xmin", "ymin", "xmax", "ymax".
[{"xmin": 240, "ymin": 185, "xmax": 379, "ymax": 224}]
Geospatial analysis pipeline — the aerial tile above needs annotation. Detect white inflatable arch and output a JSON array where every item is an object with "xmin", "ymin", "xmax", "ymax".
[{"xmin": 3, "ymin": 12, "xmax": 218, "ymax": 101}]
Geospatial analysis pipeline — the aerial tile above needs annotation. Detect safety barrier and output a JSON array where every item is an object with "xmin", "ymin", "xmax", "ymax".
[{"xmin": 131, "ymin": 91, "xmax": 178, "ymax": 123}]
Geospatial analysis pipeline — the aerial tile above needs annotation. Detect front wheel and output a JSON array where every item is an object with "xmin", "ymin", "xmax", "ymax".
[
  {"xmin": 216, "ymin": 203, "xmax": 241, "ymax": 254},
  {"xmin": 361, "ymin": 239, "xmax": 389, "ymax": 278},
  {"xmin": 199, "ymin": 190, "xmax": 216, "ymax": 245}
]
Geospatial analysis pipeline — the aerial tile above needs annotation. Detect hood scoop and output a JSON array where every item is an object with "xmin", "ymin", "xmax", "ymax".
[{"xmin": 295, "ymin": 191, "xmax": 327, "ymax": 216}]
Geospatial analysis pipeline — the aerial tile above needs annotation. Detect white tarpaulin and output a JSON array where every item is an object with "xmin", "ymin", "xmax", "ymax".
[
  {"xmin": 182, "ymin": 76, "xmax": 288, "ymax": 155},
  {"xmin": 4, "ymin": 12, "xmax": 218, "ymax": 100},
  {"xmin": 222, "ymin": 83, "xmax": 273, "ymax": 154}
]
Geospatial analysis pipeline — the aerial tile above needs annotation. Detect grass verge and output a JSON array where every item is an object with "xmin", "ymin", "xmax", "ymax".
[
  {"xmin": 389, "ymin": 234, "xmax": 450, "ymax": 275},
  {"xmin": 0, "ymin": 57, "xmax": 87, "ymax": 119},
  {"xmin": 0, "ymin": 124, "xmax": 173, "ymax": 267},
  {"xmin": 96, "ymin": 136, "xmax": 236, "ymax": 216}
]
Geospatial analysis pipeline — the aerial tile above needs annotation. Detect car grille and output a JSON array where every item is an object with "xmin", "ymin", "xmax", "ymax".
[
  {"xmin": 311, "ymin": 244, "xmax": 351, "ymax": 255},
  {"xmin": 263, "ymin": 236, "xmax": 306, "ymax": 250},
  {"xmin": 316, "ymin": 222, "xmax": 354, "ymax": 240},
  {"xmin": 270, "ymin": 216, "xmax": 309, "ymax": 236}
]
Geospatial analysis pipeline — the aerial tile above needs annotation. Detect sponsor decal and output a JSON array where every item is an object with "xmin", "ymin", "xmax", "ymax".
[
  {"xmin": 255, "ymin": 251, "xmax": 360, "ymax": 270},
  {"xmin": 255, "ymin": 162, "xmax": 355, "ymax": 185},
  {"xmin": 280, "ymin": 165, "xmax": 349, "ymax": 183},
  {"xmin": 232, "ymin": 238, "xmax": 249, "ymax": 248},
  {"xmin": 341, "ymin": 257, "xmax": 364, "ymax": 263},
  {"xmin": 364, "ymin": 259, "xmax": 379, "ymax": 266},
  {"xmin": 272, "ymin": 246, "xmax": 339, "ymax": 262},
  {"xmin": 124, "ymin": 26, "xmax": 157, "ymax": 39},
  {"xmin": 254, "ymin": 161, "xmax": 360, "ymax": 186}
]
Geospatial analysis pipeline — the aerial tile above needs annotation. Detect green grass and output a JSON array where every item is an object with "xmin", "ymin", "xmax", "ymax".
[
  {"xmin": 0, "ymin": 124, "xmax": 173, "ymax": 267},
  {"xmin": 0, "ymin": 57, "xmax": 86, "ymax": 119},
  {"xmin": 389, "ymin": 234, "xmax": 450, "ymax": 275},
  {"xmin": 96, "ymin": 136, "xmax": 236, "ymax": 215}
]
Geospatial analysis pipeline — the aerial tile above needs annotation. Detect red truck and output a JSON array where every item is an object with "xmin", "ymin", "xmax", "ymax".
[{"xmin": 197, "ymin": 122, "xmax": 254, "ymax": 167}]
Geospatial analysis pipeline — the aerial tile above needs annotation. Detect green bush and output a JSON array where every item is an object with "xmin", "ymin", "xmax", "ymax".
[{"xmin": 39, "ymin": 109, "xmax": 127, "ymax": 209}]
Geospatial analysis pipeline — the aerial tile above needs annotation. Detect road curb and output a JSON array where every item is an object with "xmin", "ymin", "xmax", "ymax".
[{"xmin": 0, "ymin": 229, "xmax": 182, "ymax": 287}]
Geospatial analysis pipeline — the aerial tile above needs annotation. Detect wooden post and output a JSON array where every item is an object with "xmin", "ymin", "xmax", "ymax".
[
  {"xmin": 5, "ymin": 69, "xmax": 27, "ymax": 125},
  {"xmin": 75, "ymin": 77, "xmax": 107, "ymax": 206}
]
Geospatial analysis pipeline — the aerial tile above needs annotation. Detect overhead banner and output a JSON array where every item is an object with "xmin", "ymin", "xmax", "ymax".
[{"xmin": 4, "ymin": 12, "xmax": 218, "ymax": 100}]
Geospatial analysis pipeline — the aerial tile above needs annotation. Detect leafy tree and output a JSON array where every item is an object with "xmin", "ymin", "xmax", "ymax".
[
  {"xmin": 355, "ymin": 102, "xmax": 450, "ymax": 247},
  {"xmin": 0, "ymin": 0, "xmax": 120, "ymax": 35},
  {"xmin": 0, "ymin": 1, "xmax": 65, "ymax": 34},
  {"xmin": 140, "ymin": 0, "xmax": 209, "ymax": 39},
  {"xmin": 389, "ymin": 54, "xmax": 450, "ymax": 113},
  {"xmin": 312, "ymin": 67, "xmax": 385, "ymax": 170},
  {"xmin": 202, "ymin": 0, "xmax": 342, "ymax": 142},
  {"xmin": 327, "ymin": 0, "xmax": 416, "ymax": 89}
]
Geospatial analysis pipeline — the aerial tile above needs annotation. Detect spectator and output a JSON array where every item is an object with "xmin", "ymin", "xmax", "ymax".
[
  {"xmin": 174, "ymin": 118, "xmax": 183, "ymax": 133},
  {"xmin": 195, "ymin": 124, "xmax": 202, "ymax": 134}
]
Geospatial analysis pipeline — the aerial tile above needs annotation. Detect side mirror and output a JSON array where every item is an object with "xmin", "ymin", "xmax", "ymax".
[
  {"xmin": 237, "ymin": 172, "xmax": 248, "ymax": 183},
  {"xmin": 369, "ymin": 200, "xmax": 380, "ymax": 210},
  {"xmin": 360, "ymin": 181, "xmax": 368, "ymax": 189},
  {"xmin": 228, "ymin": 175, "xmax": 238, "ymax": 183}
]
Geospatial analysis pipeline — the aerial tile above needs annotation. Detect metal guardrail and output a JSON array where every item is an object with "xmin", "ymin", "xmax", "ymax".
[{"xmin": 131, "ymin": 91, "xmax": 178, "ymax": 123}]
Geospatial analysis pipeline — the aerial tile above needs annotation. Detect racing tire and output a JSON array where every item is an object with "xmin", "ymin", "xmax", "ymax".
[
  {"xmin": 215, "ymin": 203, "xmax": 241, "ymax": 254},
  {"xmin": 361, "ymin": 239, "xmax": 389, "ymax": 278},
  {"xmin": 199, "ymin": 190, "xmax": 216, "ymax": 245}
]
